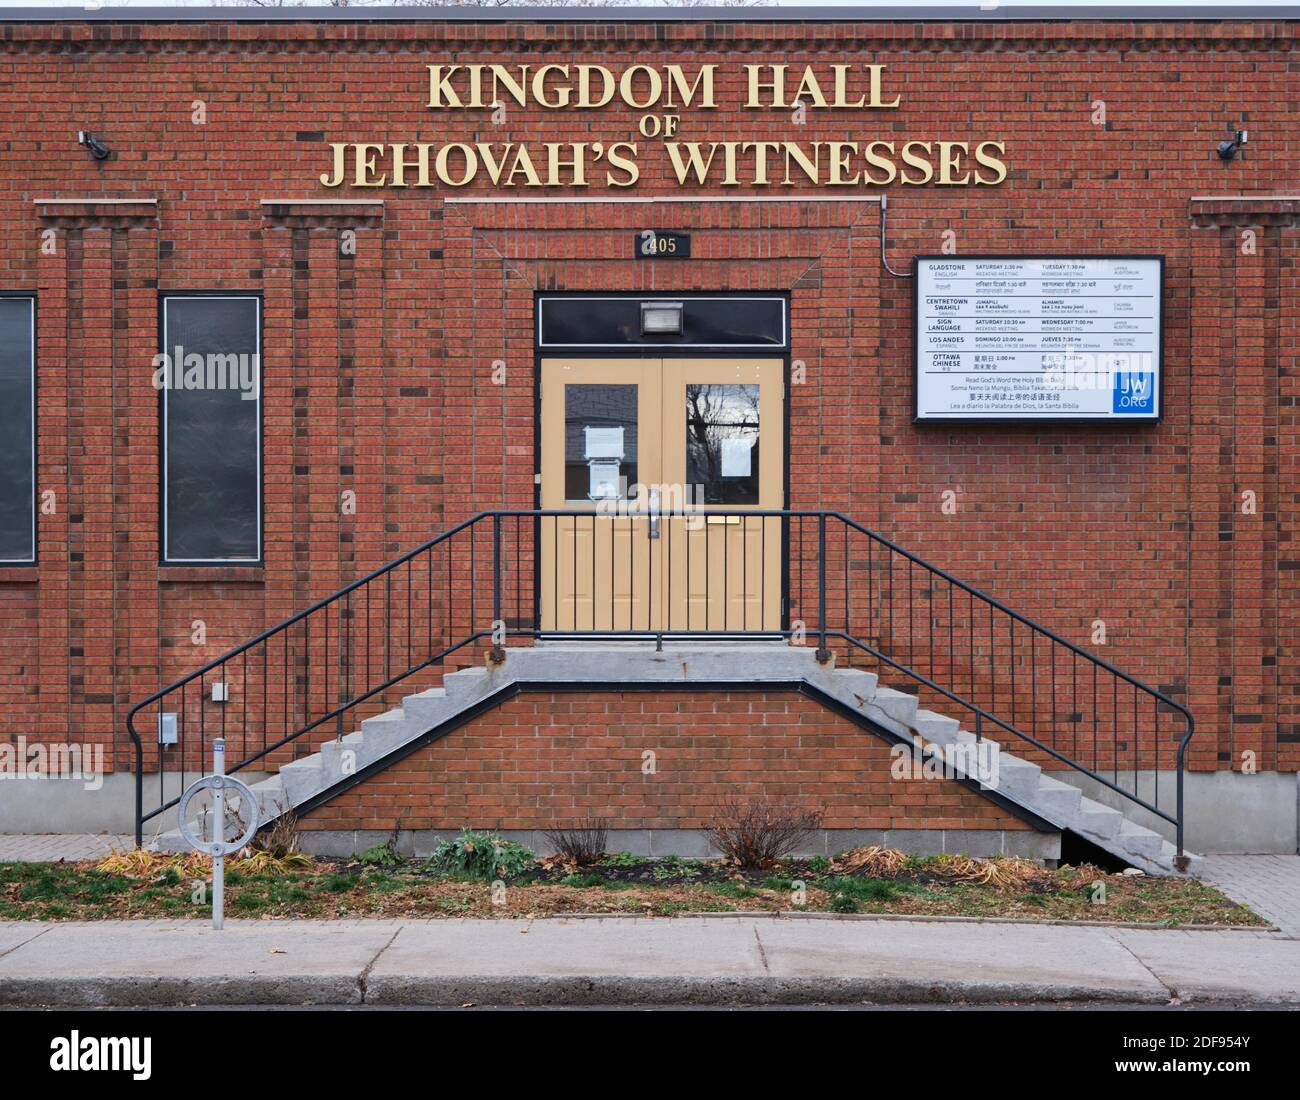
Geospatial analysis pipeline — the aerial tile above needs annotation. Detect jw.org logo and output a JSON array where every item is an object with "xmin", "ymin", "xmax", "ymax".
[{"xmin": 1112, "ymin": 370, "xmax": 1156, "ymax": 414}]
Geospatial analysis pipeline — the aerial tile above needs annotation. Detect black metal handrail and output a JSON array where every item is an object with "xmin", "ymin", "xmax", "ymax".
[{"xmin": 128, "ymin": 507, "xmax": 1193, "ymax": 866}]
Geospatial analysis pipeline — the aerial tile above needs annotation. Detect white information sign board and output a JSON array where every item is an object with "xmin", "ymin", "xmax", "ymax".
[{"xmin": 914, "ymin": 256, "xmax": 1162, "ymax": 421}]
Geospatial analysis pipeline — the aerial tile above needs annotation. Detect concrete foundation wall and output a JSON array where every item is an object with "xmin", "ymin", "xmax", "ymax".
[
  {"xmin": 1058, "ymin": 770, "xmax": 1299, "ymax": 854},
  {"xmin": 296, "ymin": 827, "xmax": 1061, "ymax": 862},
  {"xmin": 7, "ymin": 763, "xmax": 1296, "ymax": 857},
  {"xmin": 0, "ymin": 772, "xmax": 273, "ymax": 837}
]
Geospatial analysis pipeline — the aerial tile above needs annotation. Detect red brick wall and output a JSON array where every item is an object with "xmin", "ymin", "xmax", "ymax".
[
  {"xmin": 0, "ymin": 17, "xmax": 1293, "ymax": 787},
  {"xmin": 299, "ymin": 689, "xmax": 1034, "ymax": 833}
]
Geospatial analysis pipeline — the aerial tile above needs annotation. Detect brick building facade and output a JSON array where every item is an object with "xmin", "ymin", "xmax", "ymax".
[{"xmin": 0, "ymin": 7, "xmax": 1295, "ymax": 857}]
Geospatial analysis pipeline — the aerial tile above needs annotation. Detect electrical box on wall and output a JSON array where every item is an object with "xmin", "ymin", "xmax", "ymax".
[{"xmin": 157, "ymin": 713, "xmax": 178, "ymax": 746}]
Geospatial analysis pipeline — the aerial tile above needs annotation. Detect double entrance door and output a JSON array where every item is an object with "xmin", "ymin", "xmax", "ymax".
[{"xmin": 540, "ymin": 357, "xmax": 784, "ymax": 634}]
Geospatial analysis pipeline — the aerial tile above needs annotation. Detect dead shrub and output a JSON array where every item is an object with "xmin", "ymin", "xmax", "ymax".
[
  {"xmin": 831, "ymin": 845, "xmax": 910, "ymax": 878},
  {"xmin": 707, "ymin": 796, "xmax": 824, "ymax": 869},
  {"xmin": 932, "ymin": 854, "xmax": 1048, "ymax": 891},
  {"xmin": 543, "ymin": 817, "xmax": 609, "ymax": 867},
  {"xmin": 234, "ymin": 804, "xmax": 315, "ymax": 875},
  {"xmin": 251, "ymin": 804, "xmax": 304, "ymax": 859}
]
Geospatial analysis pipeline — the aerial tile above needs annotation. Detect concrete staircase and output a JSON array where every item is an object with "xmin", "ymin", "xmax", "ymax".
[{"xmin": 152, "ymin": 641, "xmax": 1198, "ymax": 875}]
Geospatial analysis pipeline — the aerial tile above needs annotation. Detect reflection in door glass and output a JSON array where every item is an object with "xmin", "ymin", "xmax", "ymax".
[
  {"xmin": 686, "ymin": 383, "xmax": 759, "ymax": 505},
  {"xmin": 565, "ymin": 384, "xmax": 639, "ymax": 501}
]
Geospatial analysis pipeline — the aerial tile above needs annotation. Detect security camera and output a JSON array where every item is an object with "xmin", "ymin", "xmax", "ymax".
[
  {"xmin": 77, "ymin": 130, "xmax": 112, "ymax": 161},
  {"xmin": 1217, "ymin": 129, "xmax": 1248, "ymax": 162}
]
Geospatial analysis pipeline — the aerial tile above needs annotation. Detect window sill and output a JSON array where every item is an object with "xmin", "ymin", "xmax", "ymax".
[
  {"xmin": 158, "ymin": 565, "xmax": 265, "ymax": 584},
  {"xmin": 0, "ymin": 566, "xmax": 38, "ymax": 584}
]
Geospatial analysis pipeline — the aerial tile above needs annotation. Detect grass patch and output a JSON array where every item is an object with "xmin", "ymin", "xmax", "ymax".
[
  {"xmin": 705, "ymin": 880, "xmax": 758, "ymax": 899},
  {"xmin": 0, "ymin": 854, "xmax": 1269, "ymax": 927},
  {"xmin": 559, "ymin": 873, "xmax": 617, "ymax": 889}
]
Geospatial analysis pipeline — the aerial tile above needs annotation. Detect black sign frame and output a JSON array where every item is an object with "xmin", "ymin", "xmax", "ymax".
[{"xmin": 912, "ymin": 253, "xmax": 1166, "ymax": 425}]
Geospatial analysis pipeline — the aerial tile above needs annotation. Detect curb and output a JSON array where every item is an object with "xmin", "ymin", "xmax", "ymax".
[
  {"xmin": 0, "ymin": 974, "xmax": 1177, "ymax": 1008},
  {"xmin": 545, "ymin": 910, "xmax": 1275, "ymax": 933}
]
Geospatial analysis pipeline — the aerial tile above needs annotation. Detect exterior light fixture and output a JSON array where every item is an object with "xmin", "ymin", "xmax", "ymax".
[
  {"xmin": 1217, "ymin": 129, "xmax": 1248, "ymax": 161},
  {"xmin": 641, "ymin": 301, "xmax": 684, "ymax": 336},
  {"xmin": 77, "ymin": 130, "xmax": 112, "ymax": 161}
]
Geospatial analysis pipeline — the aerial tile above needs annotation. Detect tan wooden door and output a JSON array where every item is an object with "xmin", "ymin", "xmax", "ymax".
[
  {"xmin": 540, "ymin": 359, "xmax": 662, "ymax": 632},
  {"xmin": 660, "ymin": 359, "xmax": 784, "ymax": 632},
  {"xmin": 540, "ymin": 357, "xmax": 782, "ymax": 633}
]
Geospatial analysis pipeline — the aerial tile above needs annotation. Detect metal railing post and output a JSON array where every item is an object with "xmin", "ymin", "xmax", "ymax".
[
  {"xmin": 134, "ymin": 737, "xmax": 143, "ymax": 848},
  {"xmin": 1175, "ymin": 718, "xmax": 1192, "ymax": 872},
  {"xmin": 336, "ymin": 596, "xmax": 347, "ymax": 741},
  {"xmin": 815, "ymin": 513, "xmax": 830, "ymax": 663},
  {"xmin": 490, "ymin": 513, "xmax": 505, "ymax": 664}
]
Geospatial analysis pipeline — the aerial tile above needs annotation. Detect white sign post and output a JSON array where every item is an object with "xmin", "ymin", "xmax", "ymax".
[
  {"xmin": 914, "ymin": 256, "xmax": 1163, "ymax": 421},
  {"xmin": 177, "ymin": 739, "xmax": 258, "ymax": 930}
]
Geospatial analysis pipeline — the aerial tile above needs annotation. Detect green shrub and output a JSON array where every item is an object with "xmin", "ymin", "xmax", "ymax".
[
  {"xmin": 426, "ymin": 829, "xmax": 536, "ymax": 881},
  {"xmin": 651, "ymin": 855, "xmax": 703, "ymax": 881},
  {"xmin": 355, "ymin": 842, "xmax": 402, "ymax": 867}
]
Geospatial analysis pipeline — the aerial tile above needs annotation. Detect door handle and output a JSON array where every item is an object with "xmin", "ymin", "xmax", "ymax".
[{"xmin": 648, "ymin": 488, "xmax": 660, "ymax": 539}]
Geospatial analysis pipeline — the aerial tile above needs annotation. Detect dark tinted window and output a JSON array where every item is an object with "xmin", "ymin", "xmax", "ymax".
[
  {"xmin": 0, "ymin": 297, "xmax": 35, "ymax": 562},
  {"xmin": 162, "ymin": 297, "xmax": 260, "ymax": 561}
]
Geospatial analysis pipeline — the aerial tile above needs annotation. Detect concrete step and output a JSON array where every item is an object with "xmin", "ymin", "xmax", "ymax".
[
  {"xmin": 320, "ymin": 730, "xmax": 366, "ymax": 771},
  {"xmin": 444, "ymin": 666, "xmax": 491, "ymax": 699},
  {"xmin": 278, "ymin": 758, "xmax": 325, "ymax": 804},
  {"xmin": 1117, "ymin": 820, "xmax": 1166, "ymax": 860},
  {"xmin": 871, "ymin": 686, "xmax": 919, "ymax": 726},
  {"xmin": 358, "ymin": 711, "xmax": 418, "ymax": 757},
  {"xmin": 911, "ymin": 708, "xmax": 961, "ymax": 744},
  {"xmin": 1075, "ymin": 800, "xmax": 1125, "ymax": 839},
  {"xmin": 831, "ymin": 668, "xmax": 879, "ymax": 707},
  {"xmin": 1029, "ymin": 775, "xmax": 1084, "ymax": 818},
  {"xmin": 401, "ymin": 687, "xmax": 450, "ymax": 722}
]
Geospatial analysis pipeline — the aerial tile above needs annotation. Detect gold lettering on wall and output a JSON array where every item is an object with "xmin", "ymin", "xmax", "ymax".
[{"xmin": 318, "ymin": 61, "xmax": 1005, "ymax": 190}]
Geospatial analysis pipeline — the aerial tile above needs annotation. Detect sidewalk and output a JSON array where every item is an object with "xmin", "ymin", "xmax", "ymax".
[
  {"xmin": 1202, "ymin": 855, "xmax": 1300, "ymax": 938},
  {"xmin": 1, "ymin": 916, "xmax": 1297, "ymax": 1007},
  {"xmin": 0, "ymin": 834, "xmax": 133, "ymax": 862}
]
